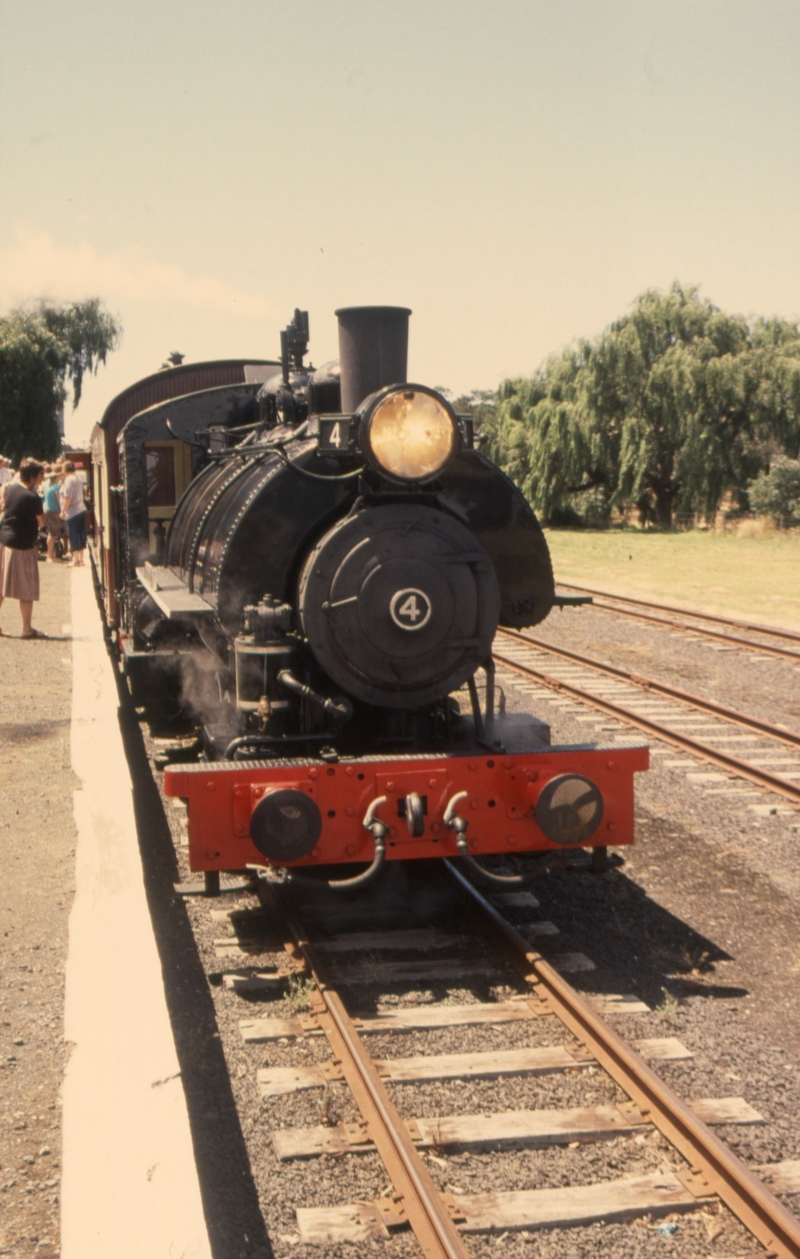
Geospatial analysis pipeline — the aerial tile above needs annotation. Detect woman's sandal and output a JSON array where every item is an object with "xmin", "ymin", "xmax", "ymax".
[{"xmin": 21, "ymin": 628, "xmax": 47, "ymax": 639}]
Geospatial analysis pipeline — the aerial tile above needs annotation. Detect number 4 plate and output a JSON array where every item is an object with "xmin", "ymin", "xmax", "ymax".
[{"xmin": 318, "ymin": 416, "xmax": 357, "ymax": 455}]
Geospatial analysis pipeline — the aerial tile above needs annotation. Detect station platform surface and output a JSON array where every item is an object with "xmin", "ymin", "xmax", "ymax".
[{"xmin": 0, "ymin": 564, "xmax": 211, "ymax": 1258}]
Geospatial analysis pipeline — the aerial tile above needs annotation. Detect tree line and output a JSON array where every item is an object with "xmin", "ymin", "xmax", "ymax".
[
  {"xmin": 0, "ymin": 300, "xmax": 121, "ymax": 463},
  {"xmin": 3, "ymin": 288, "xmax": 800, "ymax": 528},
  {"xmin": 466, "ymin": 283, "xmax": 800, "ymax": 528}
]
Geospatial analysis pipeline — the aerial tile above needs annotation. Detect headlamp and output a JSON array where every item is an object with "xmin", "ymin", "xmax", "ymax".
[{"xmin": 361, "ymin": 385, "xmax": 458, "ymax": 483}]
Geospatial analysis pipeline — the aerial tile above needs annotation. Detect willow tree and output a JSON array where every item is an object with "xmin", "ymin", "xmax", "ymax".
[
  {"xmin": 487, "ymin": 283, "xmax": 800, "ymax": 526},
  {"xmin": 0, "ymin": 299, "xmax": 121, "ymax": 462},
  {"xmin": 748, "ymin": 457, "xmax": 800, "ymax": 526}
]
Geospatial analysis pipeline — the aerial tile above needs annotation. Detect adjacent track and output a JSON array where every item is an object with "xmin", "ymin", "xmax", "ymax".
[
  {"xmin": 557, "ymin": 582, "xmax": 800, "ymax": 659},
  {"xmin": 494, "ymin": 628, "xmax": 800, "ymax": 807}
]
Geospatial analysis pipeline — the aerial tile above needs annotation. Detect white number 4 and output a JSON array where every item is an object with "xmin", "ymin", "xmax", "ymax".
[
  {"xmin": 329, "ymin": 422, "xmax": 342, "ymax": 448},
  {"xmin": 399, "ymin": 594, "xmax": 421, "ymax": 621}
]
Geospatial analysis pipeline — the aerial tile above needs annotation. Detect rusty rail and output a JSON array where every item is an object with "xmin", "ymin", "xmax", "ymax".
[
  {"xmin": 559, "ymin": 591, "xmax": 800, "ymax": 663},
  {"xmin": 558, "ymin": 581, "xmax": 800, "ymax": 646},
  {"xmin": 257, "ymin": 880, "xmax": 471, "ymax": 1259},
  {"xmin": 494, "ymin": 633, "xmax": 800, "ymax": 806},
  {"xmin": 445, "ymin": 860, "xmax": 800, "ymax": 1259}
]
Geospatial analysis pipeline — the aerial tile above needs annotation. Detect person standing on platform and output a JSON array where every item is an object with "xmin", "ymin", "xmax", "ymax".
[
  {"xmin": 43, "ymin": 468, "xmax": 64, "ymax": 562},
  {"xmin": 0, "ymin": 458, "xmax": 46, "ymax": 638},
  {"xmin": 60, "ymin": 461, "xmax": 87, "ymax": 567}
]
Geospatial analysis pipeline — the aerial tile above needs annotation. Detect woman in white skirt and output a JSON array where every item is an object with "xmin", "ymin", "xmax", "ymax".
[{"xmin": 0, "ymin": 458, "xmax": 46, "ymax": 638}]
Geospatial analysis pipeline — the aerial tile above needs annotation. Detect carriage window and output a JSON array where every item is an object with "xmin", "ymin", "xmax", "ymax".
[{"xmin": 146, "ymin": 447, "xmax": 176, "ymax": 506}]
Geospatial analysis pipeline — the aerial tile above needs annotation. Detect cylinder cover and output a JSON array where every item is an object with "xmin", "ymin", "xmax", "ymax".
[{"xmin": 298, "ymin": 503, "xmax": 500, "ymax": 708}]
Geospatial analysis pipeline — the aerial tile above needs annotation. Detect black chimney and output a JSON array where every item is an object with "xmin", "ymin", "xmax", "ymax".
[{"xmin": 335, "ymin": 306, "xmax": 412, "ymax": 412}]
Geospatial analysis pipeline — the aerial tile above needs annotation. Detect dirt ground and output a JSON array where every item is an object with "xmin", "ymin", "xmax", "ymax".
[{"xmin": 0, "ymin": 566, "xmax": 77, "ymax": 1259}]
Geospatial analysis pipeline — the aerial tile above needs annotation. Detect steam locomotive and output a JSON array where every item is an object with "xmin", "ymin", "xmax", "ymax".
[{"xmin": 93, "ymin": 306, "xmax": 646, "ymax": 890}]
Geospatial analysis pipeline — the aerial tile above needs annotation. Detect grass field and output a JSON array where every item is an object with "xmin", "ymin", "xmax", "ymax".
[{"xmin": 546, "ymin": 527, "xmax": 800, "ymax": 630}]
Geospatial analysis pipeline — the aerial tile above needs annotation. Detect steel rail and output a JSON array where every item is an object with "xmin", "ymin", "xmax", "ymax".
[
  {"xmin": 493, "ymin": 634, "xmax": 800, "ymax": 806},
  {"xmin": 559, "ymin": 591, "xmax": 800, "ymax": 663},
  {"xmin": 498, "ymin": 626, "xmax": 800, "ymax": 747},
  {"xmin": 445, "ymin": 859, "xmax": 800, "ymax": 1259},
  {"xmin": 257, "ymin": 880, "xmax": 471, "ymax": 1259},
  {"xmin": 558, "ymin": 581, "xmax": 800, "ymax": 646}
]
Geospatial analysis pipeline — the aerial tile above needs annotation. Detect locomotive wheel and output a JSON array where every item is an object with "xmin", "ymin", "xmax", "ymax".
[{"xmin": 297, "ymin": 502, "xmax": 500, "ymax": 708}]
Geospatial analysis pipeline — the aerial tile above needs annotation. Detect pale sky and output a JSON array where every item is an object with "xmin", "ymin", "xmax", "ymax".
[{"xmin": 1, "ymin": 0, "xmax": 799, "ymax": 446}]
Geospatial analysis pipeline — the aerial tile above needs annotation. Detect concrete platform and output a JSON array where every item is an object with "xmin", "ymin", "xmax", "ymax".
[{"xmin": 61, "ymin": 568, "xmax": 211, "ymax": 1259}]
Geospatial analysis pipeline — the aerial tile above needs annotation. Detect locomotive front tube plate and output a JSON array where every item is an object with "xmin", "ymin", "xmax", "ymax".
[
  {"xmin": 534, "ymin": 774, "xmax": 603, "ymax": 846},
  {"xmin": 249, "ymin": 789, "xmax": 322, "ymax": 862}
]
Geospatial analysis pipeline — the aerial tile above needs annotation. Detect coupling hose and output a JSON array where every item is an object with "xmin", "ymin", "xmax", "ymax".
[{"xmin": 443, "ymin": 790, "xmax": 527, "ymax": 888}]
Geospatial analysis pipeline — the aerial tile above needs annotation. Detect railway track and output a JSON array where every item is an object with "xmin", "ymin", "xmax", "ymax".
[
  {"xmin": 493, "ymin": 628, "xmax": 800, "ymax": 809},
  {"xmin": 199, "ymin": 864, "xmax": 800, "ymax": 1256},
  {"xmin": 556, "ymin": 582, "xmax": 800, "ymax": 662}
]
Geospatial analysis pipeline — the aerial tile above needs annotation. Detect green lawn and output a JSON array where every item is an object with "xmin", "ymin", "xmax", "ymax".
[{"xmin": 546, "ymin": 528, "xmax": 800, "ymax": 630}]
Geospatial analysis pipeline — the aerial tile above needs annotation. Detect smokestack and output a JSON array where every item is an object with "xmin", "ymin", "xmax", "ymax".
[{"xmin": 336, "ymin": 306, "xmax": 412, "ymax": 412}]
